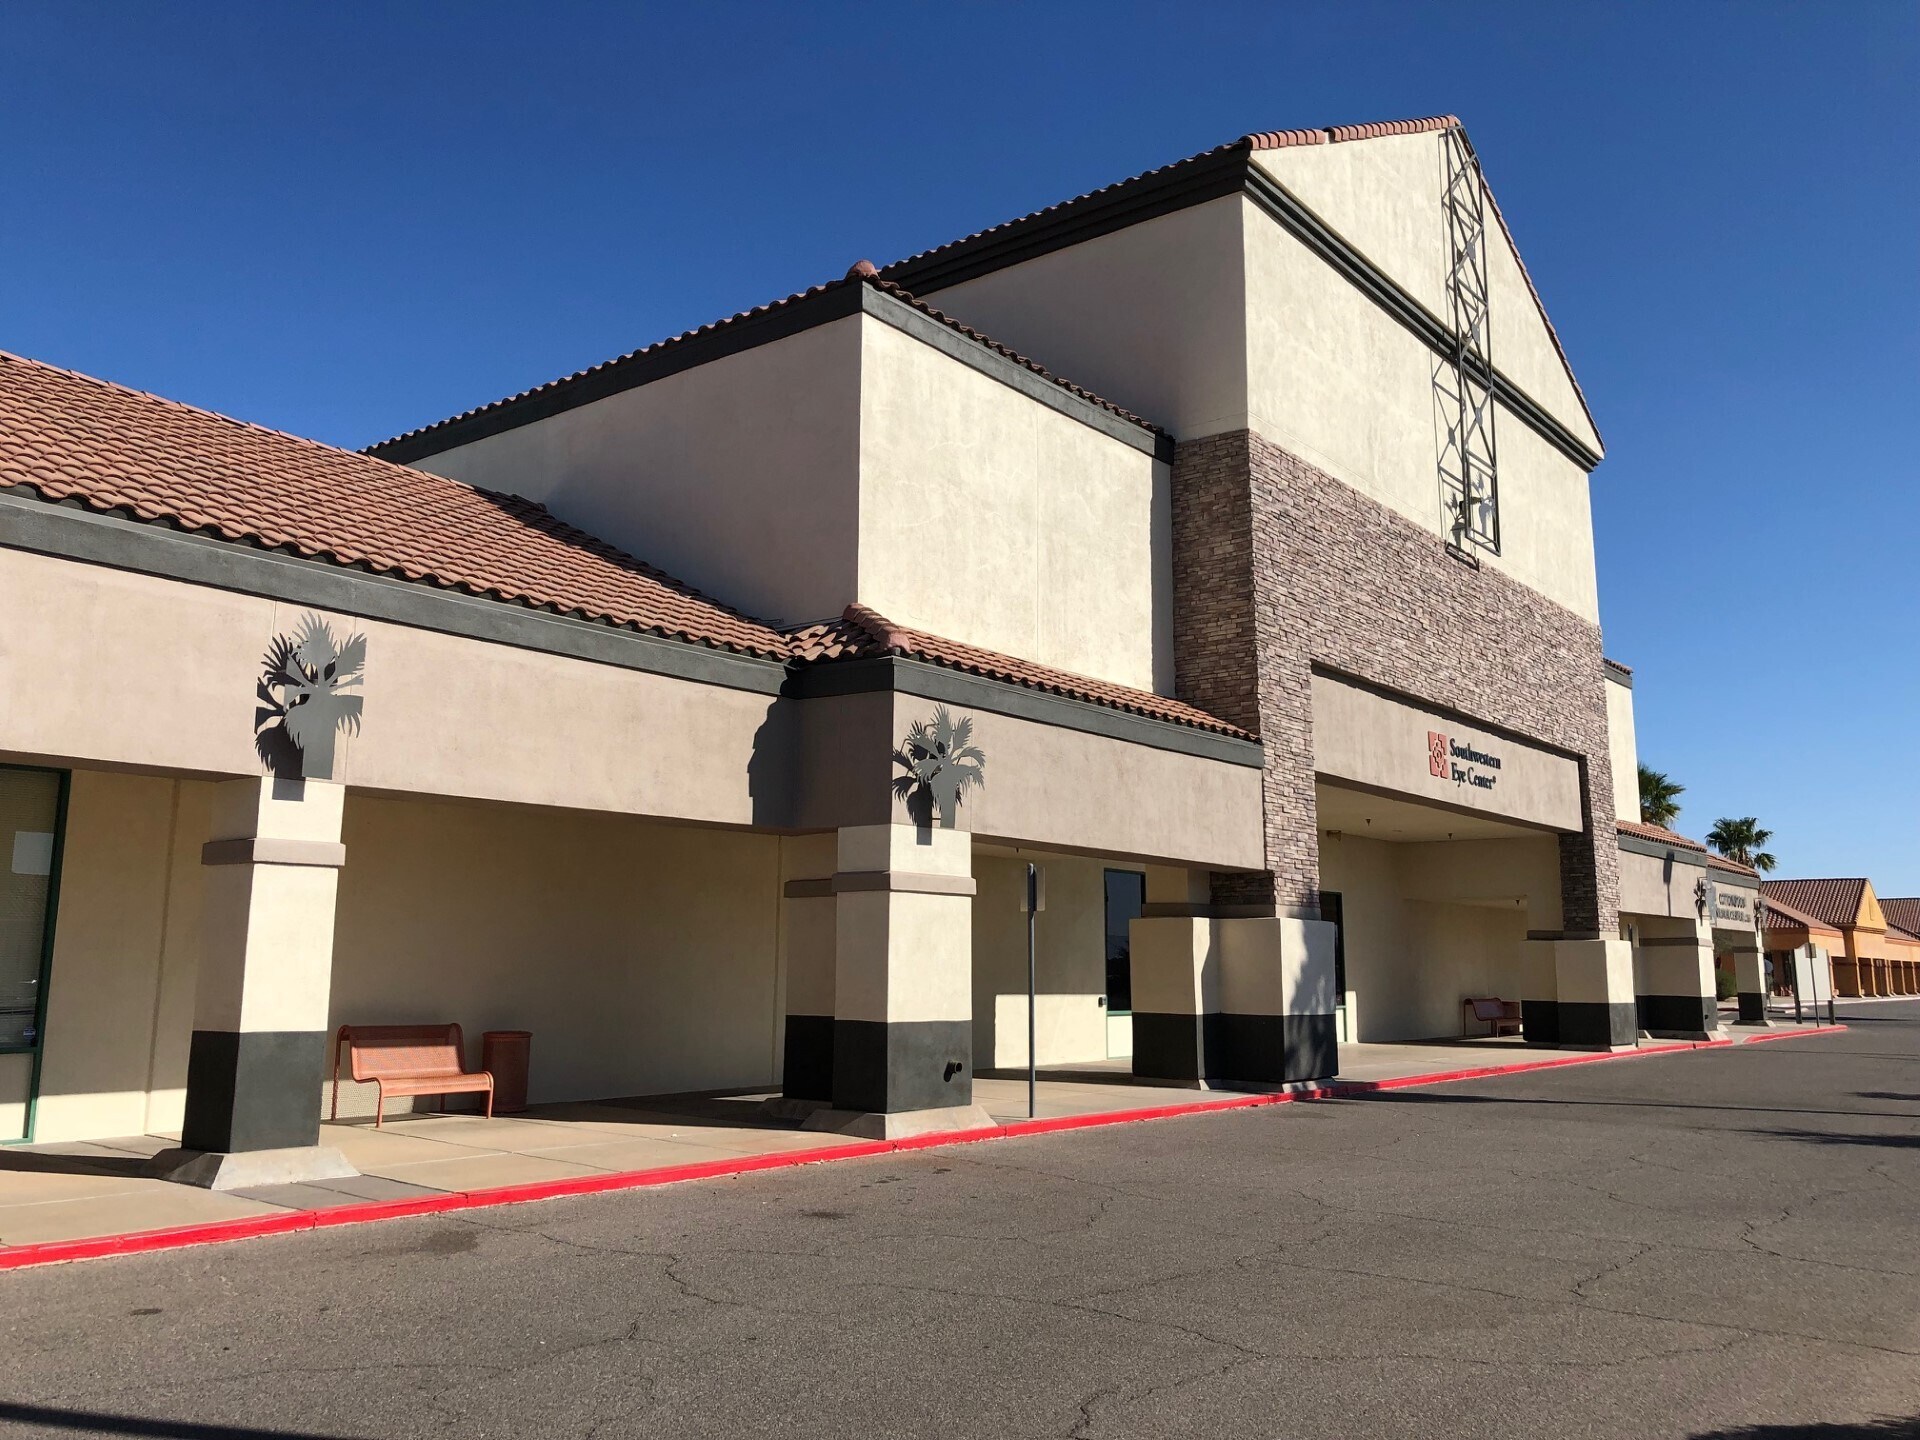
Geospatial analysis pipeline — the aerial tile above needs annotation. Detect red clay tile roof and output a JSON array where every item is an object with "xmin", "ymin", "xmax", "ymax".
[
  {"xmin": 1887, "ymin": 923, "xmax": 1920, "ymax": 947},
  {"xmin": 0, "ymin": 349, "xmax": 792, "ymax": 659},
  {"xmin": 1617, "ymin": 819, "xmax": 1707, "ymax": 853},
  {"xmin": 1759, "ymin": 879, "xmax": 1872, "ymax": 933},
  {"xmin": 789, "ymin": 603, "xmax": 1254, "ymax": 741},
  {"xmin": 365, "ymin": 270, "xmax": 1158, "ymax": 458},
  {"xmin": 0, "ymin": 350, "xmax": 1256, "ymax": 742},
  {"xmin": 878, "ymin": 113, "xmax": 1602, "ymax": 454},
  {"xmin": 1882, "ymin": 898, "xmax": 1920, "ymax": 938},
  {"xmin": 1759, "ymin": 893, "xmax": 1843, "ymax": 937},
  {"xmin": 1707, "ymin": 852, "xmax": 1760, "ymax": 878}
]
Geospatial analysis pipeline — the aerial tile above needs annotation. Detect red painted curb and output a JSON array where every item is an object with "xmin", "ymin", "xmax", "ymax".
[
  {"xmin": 1731, "ymin": 1024, "xmax": 1848, "ymax": 1045},
  {"xmin": 0, "ymin": 1025, "xmax": 1847, "ymax": 1273}
]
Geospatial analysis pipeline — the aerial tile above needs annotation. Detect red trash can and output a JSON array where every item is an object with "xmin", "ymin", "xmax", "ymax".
[{"xmin": 482, "ymin": 1030, "xmax": 532, "ymax": 1114}]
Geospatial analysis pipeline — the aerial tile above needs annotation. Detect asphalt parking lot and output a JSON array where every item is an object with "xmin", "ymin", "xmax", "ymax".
[{"xmin": 4, "ymin": 1004, "xmax": 1919, "ymax": 1440}]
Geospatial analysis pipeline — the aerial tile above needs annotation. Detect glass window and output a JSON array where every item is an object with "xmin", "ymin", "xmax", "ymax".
[
  {"xmin": 0, "ymin": 768, "xmax": 62, "ymax": 1050},
  {"xmin": 1320, "ymin": 891, "xmax": 1347, "ymax": 1004},
  {"xmin": 1103, "ymin": 870, "xmax": 1144, "ymax": 1014}
]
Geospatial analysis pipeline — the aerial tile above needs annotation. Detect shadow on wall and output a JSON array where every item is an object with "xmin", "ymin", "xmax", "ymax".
[
  {"xmin": 0, "ymin": 1401, "xmax": 376, "ymax": 1439},
  {"xmin": 1691, "ymin": 1418, "xmax": 1920, "ymax": 1438}
]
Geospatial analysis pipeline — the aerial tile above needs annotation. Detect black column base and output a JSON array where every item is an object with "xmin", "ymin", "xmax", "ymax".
[
  {"xmin": 1556, "ymin": 1001, "xmax": 1639, "ymax": 1050},
  {"xmin": 781, "ymin": 1014, "xmax": 835, "ymax": 1101},
  {"xmin": 1129, "ymin": 1012, "xmax": 1336, "ymax": 1086},
  {"xmin": 832, "ymin": 1019, "xmax": 972, "ymax": 1114},
  {"xmin": 1130, "ymin": 1011, "xmax": 1214, "ymax": 1083},
  {"xmin": 181, "ymin": 1029, "xmax": 328, "ymax": 1153},
  {"xmin": 1736, "ymin": 992, "xmax": 1771, "ymax": 1026},
  {"xmin": 1217, "ymin": 1013, "xmax": 1338, "ymax": 1085},
  {"xmin": 1638, "ymin": 993, "xmax": 1717, "ymax": 1037},
  {"xmin": 1521, "ymin": 999, "xmax": 1560, "ymax": 1045}
]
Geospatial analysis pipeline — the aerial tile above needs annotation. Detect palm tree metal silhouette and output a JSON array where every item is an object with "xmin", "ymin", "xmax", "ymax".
[
  {"xmin": 255, "ymin": 614, "xmax": 366, "ymax": 780},
  {"xmin": 891, "ymin": 705, "xmax": 986, "ymax": 828}
]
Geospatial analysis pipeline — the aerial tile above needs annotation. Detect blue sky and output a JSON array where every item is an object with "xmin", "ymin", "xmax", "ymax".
[{"xmin": 4, "ymin": 3, "xmax": 1915, "ymax": 888}]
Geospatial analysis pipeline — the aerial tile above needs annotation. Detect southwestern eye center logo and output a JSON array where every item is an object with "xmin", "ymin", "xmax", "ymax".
[{"xmin": 1427, "ymin": 730, "xmax": 1502, "ymax": 792}]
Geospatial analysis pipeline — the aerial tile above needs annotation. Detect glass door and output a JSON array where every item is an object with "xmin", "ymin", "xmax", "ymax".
[
  {"xmin": 1103, "ymin": 870, "xmax": 1144, "ymax": 1059},
  {"xmin": 1, "ymin": 766, "xmax": 66, "ymax": 1143}
]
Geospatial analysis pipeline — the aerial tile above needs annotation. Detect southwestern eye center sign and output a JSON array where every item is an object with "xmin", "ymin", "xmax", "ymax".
[{"xmin": 1311, "ymin": 673, "xmax": 1583, "ymax": 833}]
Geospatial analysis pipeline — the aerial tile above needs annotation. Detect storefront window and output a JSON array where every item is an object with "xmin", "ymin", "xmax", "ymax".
[
  {"xmin": 1103, "ymin": 870, "xmax": 1144, "ymax": 1014},
  {"xmin": 0, "ymin": 767, "xmax": 63, "ymax": 1050}
]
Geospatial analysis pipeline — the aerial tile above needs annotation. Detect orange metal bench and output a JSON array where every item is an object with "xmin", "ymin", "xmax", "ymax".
[
  {"xmin": 1462, "ymin": 996, "xmax": 1524, "ymax": 1037},
  {"xmin": 330, "ymin": 1023, "xmax": 494, "ymax": 1127}
]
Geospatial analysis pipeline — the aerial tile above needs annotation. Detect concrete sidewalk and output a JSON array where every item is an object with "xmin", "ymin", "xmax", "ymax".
[{"xmin": 0, "ymin": 1024, "xmax": 1841, "ymax": 1262}]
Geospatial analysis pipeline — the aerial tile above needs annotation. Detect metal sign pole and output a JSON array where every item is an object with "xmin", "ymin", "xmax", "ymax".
[{"xmin": 1027, "ymin": 862, "xmax": 1038, "ymax": 1120}]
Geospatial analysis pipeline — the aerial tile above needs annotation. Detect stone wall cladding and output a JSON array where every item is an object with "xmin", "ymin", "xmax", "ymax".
[{"xmin": 1171, "ymin": 429, "xmax": 1619, "ymax": 932}]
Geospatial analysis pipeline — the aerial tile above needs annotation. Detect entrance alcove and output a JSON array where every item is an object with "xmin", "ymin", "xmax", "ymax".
[{"xmin": 1314, "ymin": 781, "xmax": 1565, "ymax": 1045}]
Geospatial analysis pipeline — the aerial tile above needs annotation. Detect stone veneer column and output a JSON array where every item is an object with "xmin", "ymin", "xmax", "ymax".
[
  {"xmin": 1170, "ymin": 429, "xmax": 1621, "ymax": 1054},
  {"xmin": 1633, "ymin": 915, "xmax": 1721, "ymax": 1039},
  {"xmin": 153, "ymin": 777, "xmax": 354, "ymax": 1189},
  {"xmin": 802, "ymin": 823, "xmax": 992, "ymax": 1139}
]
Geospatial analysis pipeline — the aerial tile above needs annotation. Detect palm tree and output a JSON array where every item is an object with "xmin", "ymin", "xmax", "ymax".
[
  {"xmin": 1708, "ymin": 817, "xmax": 1777, "ymax": 873},
  {"xmin": 255, "ymin": 614, "xmax": 366, "ymax": 780},
  {"xmin": 891, "ymin": 705, "xmax": 986, "ymax": 828},
  {"xmin": 1638, "ymin": 765, "xmax": 1684, "ymax": 828}
]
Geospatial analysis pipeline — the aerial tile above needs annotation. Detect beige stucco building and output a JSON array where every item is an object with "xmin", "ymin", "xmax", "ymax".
[{"xmin": 1, "ymin": 113, "xmax": 1693, "ymax": 1183}]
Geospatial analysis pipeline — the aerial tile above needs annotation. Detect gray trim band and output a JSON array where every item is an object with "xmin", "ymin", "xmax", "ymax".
[
  {"xmin": 1602, "ymin": 658, "xmax": 1633, "ymax": 688},
  {"xmin": 832, "ymin": 871, "xmax": 977, "ymax": 897},
  {"xmin": 1636, "ymin": 936, "xmax": 1708, "ymax": 949},
  {"xmin": 781, "ymin": 878, "xmax": 836, "ymax": 900},
  {"xmin": 5, "ymin": 494, "xmax": 1261, "ymax": 771},
  {"xmin": 202, "ymin": 837, "xmax": 348, "ymax": 868},
  {"xmin": 791, "ymin": 655, "xmax": 1265, "ymax": 768},
  {"xmin": 1707, "ymin": 867, "xmax": 1761, "ymax": 892},
  {"xmin": 858, "ymin": 287, "xmax": 1170, "ymax": 460},
  {"xmin": 1616, "ymin": 830, "xmax": 1710, "ymax": 866},
  {"xmin": 0, "ymin": 491, "xmax": 790, "ymax": 697}
]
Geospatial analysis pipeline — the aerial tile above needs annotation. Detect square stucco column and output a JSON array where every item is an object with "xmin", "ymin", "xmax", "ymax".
[
  {"xmin": 1128, "ymin": 916, "xmax": 1219, "ymax": 1085},
  {"xmin": 777, "ymin": 835, "xmax": 838, "ymax": 1105},
  {"xmin": 1726, "ymin": 934, "xmax": 1771, "ymax": 1026},
  {"xmin": 801, "ymin": 824, "xmax": 991, "ymax": 1140},
  {"xmin": 1216, "ymin": 916, "xmax": 1339, "ymax": 1084},
  {"xmin": 1633, "ymin": 916, "xmax": 1721, "ymax": 1040},
  {"xmin": 154, "ymin": 777, "xmax": 354, "ymax": 1190},
  {"xmin": 1129, "ymin": 909, "xmax": 1338, "ymax": 1087},
  {"xmin": 1524, "ymin": 937, "xmax": 1636, "ymax": 1050}
]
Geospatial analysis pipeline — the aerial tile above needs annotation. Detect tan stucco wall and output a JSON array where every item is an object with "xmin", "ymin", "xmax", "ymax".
[
  {"xmin": 1607, "ymin": 675, "xmax": 1639, "ymax": 822},
  {"xmin": 1242, "ymin": 202, "xmax": 1600, "ymax": 621},
  {"xmin": 0, "ymin": 548, "xmax": 779, "ymax": 827},
  {"xmin": 408, "ymin": 317, "xmax": 864, "ymax": 630},
  {"xmin": 1319, "ymin": 830, "xmax": 1538, "ymax": 1042},
  {"xmin": 328, "ymin": 794, "xmax": 784, "ymax": 1112},
  {"xmin": 1249, "ymin": 135, "xmax": 1600, "ymax": 456},
  {"xmin": 1618, "ymin": 847, "xmax": 1709, "ymax": 920},
  {"xmin": 1310, "ymin": 673, "xmax": 1583, "ymax": 832},
  {"xmin": 857, "ymin": 319, "xmax": 1172, "ymax": 693},
  {"xmin": 971, "ymin": 850, "xmax": 1109, "ymax": 1068},
  {"xmin": 894, "ymin": 693, "xmax": 1266, "ymax": 871},
  {"xmin": 914, "ymin": 198, "xmax": 1250, "ymax": 438},
  {"xmin": 31, "ymin": 770, "xmax": 207, "ymax": 1144}
]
